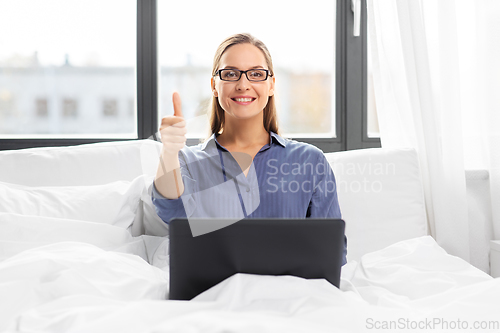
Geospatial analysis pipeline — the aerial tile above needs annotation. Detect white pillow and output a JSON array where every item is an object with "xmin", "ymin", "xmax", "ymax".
[
  {"xmin": 0, "ymin": 140, "xmax": 162, "ymax": 235},
  {"xmin": 325, "ymin": 148, "xmax": 428, "ymax": 261},
  {"xmin": 0, "ymin": 176, "xmax": 146, "ymax": 229},
  {"xmin": 0, "ymin": 140, "xmax": 161, "ymax": 186},
  {"xmin": 139, "ymin": 142, "xmax": 170, "ymax": 237}
]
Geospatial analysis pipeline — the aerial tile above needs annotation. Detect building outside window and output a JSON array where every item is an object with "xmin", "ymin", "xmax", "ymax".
[
  {"xmin": 157, "ymin": 0, "xmax": 336, "ymax": 140},
  {"xmin": 0, "ymin": 0, "xmax": 136, "ymax": 141},
  {"xmin": 0, "ymin": 0, "xmax": 373, "ymax": 151},
  {"xmin": 35, "ymin": 98, "xmax": 48, "ymax": 117},
  {"xmin": 62, "ymin": 98, "xmax": 78, "ymax": 118},
  {"xmin": 128, "ymin": 98, "xmax": 135, "ymax": 117},
  {"xmin": 0, "ymin": 91, "xmax": 15, "ymax": 118},
  {"xmin": 102, "ymin": 98, "xmax": 118, "ymax": 117}
]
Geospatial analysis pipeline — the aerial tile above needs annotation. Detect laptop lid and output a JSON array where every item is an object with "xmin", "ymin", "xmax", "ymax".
[{"xmin": 168, "ymin": 218, "xmax": 345, "ymax": 300}]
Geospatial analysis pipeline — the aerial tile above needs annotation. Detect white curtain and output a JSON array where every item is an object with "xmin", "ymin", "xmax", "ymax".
[{"xmin": 368, "ymin": 0, "xmax": 500, "ymax": 271}]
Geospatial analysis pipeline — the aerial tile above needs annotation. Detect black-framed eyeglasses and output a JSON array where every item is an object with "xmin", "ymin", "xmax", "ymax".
[{"xmin": 215, "ymin": 69, "xmax": 272, "ymax": 82}]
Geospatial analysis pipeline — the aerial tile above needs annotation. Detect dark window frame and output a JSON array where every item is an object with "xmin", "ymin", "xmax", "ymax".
[
  {"xmin": 344, "ymin": 0, "xmax": 380, "ymax": 150},
  {"xmin": 0, "ymin": 0, "xmax": 378, "ymax": 151}
]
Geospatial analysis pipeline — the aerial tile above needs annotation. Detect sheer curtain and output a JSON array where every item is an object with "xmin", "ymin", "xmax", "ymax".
[{"xmin": 368, "ymin": 0, "xmax": 500, "ymax": 271}]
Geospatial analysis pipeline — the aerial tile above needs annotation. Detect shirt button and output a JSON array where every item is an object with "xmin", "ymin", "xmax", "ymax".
[{"xmin": 246, "ymin": 188, "xmax": 250, "ymax": 192}]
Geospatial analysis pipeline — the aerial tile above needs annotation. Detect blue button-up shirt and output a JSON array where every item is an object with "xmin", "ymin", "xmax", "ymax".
[{"xmin": 152, "ymin": 131, "xmax": 346, "ymax": 264}]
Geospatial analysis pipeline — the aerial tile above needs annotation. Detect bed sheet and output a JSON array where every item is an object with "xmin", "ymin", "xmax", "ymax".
[{"xmin": 1, "ymin": 213, "xmax": 499, "ymax": 333}]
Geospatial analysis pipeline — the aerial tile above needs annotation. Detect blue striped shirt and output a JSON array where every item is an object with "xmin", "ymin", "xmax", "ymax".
[{"xmin": 152, "ymin": 131, "xmax": 346, "ymax": 264}]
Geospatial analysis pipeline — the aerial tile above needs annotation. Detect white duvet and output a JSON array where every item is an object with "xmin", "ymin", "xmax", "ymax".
[{"xmin": 1, "ymin": 213, "xmax": 499, "ymax": 333}]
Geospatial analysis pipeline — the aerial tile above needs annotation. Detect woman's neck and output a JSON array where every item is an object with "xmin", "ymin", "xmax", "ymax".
[{"xmin": 217, "ymin": 115, "xmax": 269, "ymax": 148}]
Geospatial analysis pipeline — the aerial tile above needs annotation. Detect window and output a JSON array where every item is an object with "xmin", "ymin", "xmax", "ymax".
[
  {"xmin": 0, "ymin": 91, "xmax": 15, "ymax": 118},
  {"xmin": 36, "ymin": 98, "xmax": 49, "ymax": 117},
  {"xmin": 128, "ymin": 98, "xmax": 135, "ymax": 117},
  {"xmin": 157, "ymin": 0, "xmax": 336, "ymax": 140},
  {"xmin": 1, "ymin": 0, "xmax": 374, "ymax": 151},
  {"xmin": 62, "ymin": 98, "xmax": 78, "ymax": 118},
  {"xmin": 0, "ymin": 0, "xmax": 136, "ymax": 145},
  {"xmin": 102, "ymin": 99, "xmax": 118, "ymax": 117}
]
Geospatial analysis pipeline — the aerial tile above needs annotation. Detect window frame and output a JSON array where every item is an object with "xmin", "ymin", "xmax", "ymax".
[
  {"xmin": 0, "ymin": 0, "xmax": 378, "ymax": 151},
  {"xmin": 347, "ymin": 0, "xmax": 381, "ymax": 150}
]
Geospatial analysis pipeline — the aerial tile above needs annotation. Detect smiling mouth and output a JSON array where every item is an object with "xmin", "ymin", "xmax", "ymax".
[{"xmin": 232, "ymin": 97, "xmax": 256, "ymax": 103}]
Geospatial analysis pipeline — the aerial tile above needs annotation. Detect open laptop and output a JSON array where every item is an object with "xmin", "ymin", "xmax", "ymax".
[{"xmin": 168, "ymin": 218, "xmax": 345, "ymax": 300}]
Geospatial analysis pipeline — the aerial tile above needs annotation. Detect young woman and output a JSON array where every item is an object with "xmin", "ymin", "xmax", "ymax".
[{"xmin": 152, "ymin": 33, "xmax": 346, "ymax": 263}]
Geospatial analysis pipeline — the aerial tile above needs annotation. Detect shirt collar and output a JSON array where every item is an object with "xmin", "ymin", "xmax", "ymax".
[
  {"xmin": 199, "ymin": 133, "xmax": 216, "ymax": 152},
  {"xmin": 200, "ymin": 131, "xmax": 287, "ymax": 152},
  {"xmin": 270, "ymin": 131, "xmax": 287, "ymax": 148}
]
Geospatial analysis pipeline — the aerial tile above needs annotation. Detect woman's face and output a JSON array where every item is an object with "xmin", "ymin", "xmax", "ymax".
[{"xmin": 212, "ymin": 43, "xmax": 275, "ymax": 121}]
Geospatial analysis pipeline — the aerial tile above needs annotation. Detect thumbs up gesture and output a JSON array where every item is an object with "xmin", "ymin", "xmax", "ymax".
[{"xmin": 159, "ymin": 92, "xmax": 187, "ymax": 155}]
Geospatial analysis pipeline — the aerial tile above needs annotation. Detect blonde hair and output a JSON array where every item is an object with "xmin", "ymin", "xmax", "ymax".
[{"xmin": 208, "ymin": 33, "xmax": 279, "ymax": 137}]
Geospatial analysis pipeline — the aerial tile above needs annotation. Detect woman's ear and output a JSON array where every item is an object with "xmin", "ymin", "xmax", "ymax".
[
  {"xmin": 211, "ymin": 77, "xmax": 218, "ymax": 97},
  {"xmin": 269, "ymin": 76, "xmax": 275, "ymax": 96}
]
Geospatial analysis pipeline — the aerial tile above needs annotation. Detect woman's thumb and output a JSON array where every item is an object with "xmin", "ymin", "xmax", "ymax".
[{"xmin": 172, "ymin": 91, "xmax": 184, "ymax": 118}]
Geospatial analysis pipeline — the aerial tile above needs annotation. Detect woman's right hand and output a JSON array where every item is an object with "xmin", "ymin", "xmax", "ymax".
[
  {"xmin": 155, "ymin": 91, "xmax": 186, "ymax": 199},
  {"xmin": 159, "ymin": 92, "xmax": 187, "ymax": 155}
]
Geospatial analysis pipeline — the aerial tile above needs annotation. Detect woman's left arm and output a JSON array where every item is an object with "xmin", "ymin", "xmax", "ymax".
[
  {"xmin": 306, "ymin": 153, "xmax": 341, "ymax": 219},
  {"xmin": 306, "ymin": 153, "xmax": 347, "ymax": 264}
]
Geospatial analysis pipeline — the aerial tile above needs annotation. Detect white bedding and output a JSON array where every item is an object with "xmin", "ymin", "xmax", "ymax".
[
  {"xmin": 0, "ymin": 141, "xmax": 497, "ymax": 332},
  {"xmin": 1, "ymin": 214, "xmax": 499, "ymax": 333}
]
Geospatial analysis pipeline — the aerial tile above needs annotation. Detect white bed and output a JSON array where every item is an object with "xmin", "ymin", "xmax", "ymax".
[{"xmin": 0, "ymin": 140, "xmax": 498, "ymax": 332}]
